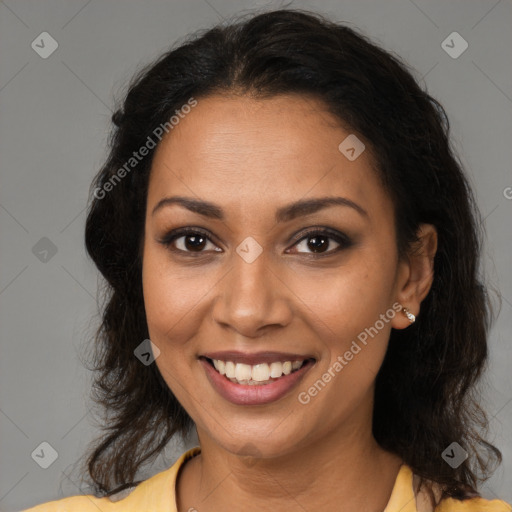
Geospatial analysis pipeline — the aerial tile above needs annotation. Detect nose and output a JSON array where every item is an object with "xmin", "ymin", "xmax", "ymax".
[{"xmin": 211, "ymin": 248, "xmax": 293, "ymax": 337}]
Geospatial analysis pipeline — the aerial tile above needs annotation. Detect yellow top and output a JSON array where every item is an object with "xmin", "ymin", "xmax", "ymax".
[{"xmin": 22, "ymin": 447, "xmax": 511, "ymax": 512}]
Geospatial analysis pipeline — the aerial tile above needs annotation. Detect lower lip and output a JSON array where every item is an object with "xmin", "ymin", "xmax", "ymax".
[{"xmin": 200, "ymin": 358, "xmax": 315, "ymax": 405}]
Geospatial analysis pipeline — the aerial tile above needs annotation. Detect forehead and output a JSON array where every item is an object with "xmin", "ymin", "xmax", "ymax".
[{"xmin": 147, "ymin": 94, "xmax": 391, "ymax": 221}]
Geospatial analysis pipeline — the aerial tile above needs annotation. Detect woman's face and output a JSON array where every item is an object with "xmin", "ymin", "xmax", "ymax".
[{"xmin": 142, "ymin": 93, "xmax": 412, "ymax": 457}]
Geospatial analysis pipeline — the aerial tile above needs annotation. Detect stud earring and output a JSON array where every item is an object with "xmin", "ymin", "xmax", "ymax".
[{"xmin": 401, "ymin": 306, "xmax": 416, "ymax": 324}]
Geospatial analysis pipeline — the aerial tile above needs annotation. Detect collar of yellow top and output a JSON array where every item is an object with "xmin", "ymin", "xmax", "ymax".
[
  {"xmin": 383, "ymin": 463, "xmax": 418, "ymax": 512},
  {"xmin": 106, "ymin": 446, "xmax": 201, "ymax": 511},
  {"xmin": 108, "ymin": 447, "xmax": 511, "ymax": 512}
]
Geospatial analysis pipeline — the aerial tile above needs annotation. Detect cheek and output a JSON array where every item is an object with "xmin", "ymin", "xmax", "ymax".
[
  {"xmin": 292, "ymin": 268, "xmax": 394, "ymax": 423},
  {"xmin": 292, "ymin": 247, "xmax": 396, "ymax": 374},
  {"xmin": 142, "ymin": 246, "xmax": 204, "ymax": 335},
  {"xmin": 142, "ymin": 249, "xmax": 191, "ymax": 367},
  {"xmin": 141, "ymin": 248, "xmax": 207, "ymax": 408},
  {"xmin": 141, "ymin": 246, "xmax": 222, "ymax": 385},
  {"xmin": 295, "ymin": 255, "xmax": 394, "ymax": 330}
]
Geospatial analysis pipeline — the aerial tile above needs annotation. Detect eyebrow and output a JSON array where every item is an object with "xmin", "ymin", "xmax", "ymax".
[{"xmin": 151, "ymin": 195, "xmax": 368, "ymax": 222}]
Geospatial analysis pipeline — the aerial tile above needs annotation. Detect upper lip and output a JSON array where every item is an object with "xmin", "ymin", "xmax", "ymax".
[{"xmin": 201, "ymin": 351, "xmax": 315, "ymax": 365}]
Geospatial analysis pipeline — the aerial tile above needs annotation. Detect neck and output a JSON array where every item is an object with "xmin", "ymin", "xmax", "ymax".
[{"xmin": 177, "ymin": 421, "xmax": 403, "ymax": 512}]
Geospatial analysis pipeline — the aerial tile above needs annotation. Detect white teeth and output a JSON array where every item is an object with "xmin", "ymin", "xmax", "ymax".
[
  {"xmin": 235, "ymin": 363, "xmax": 252, "ymax": 381},
  {"xmin": 225, "ymin": 361, "xmax": 236, "ymax": 379},
  {"xmin": 211, "ymin": 358, "xmax": 306, "ymax": 384},
  {"xmin": 252, "ymin": 363, "xmax": 270, "ymax": 382},
  {"xmin": 292, "ymin": 360, "xmax": 302, "ymax": 370},
  {"xmin": 213, "ymin": 359, "xmax": 226, "ymax": 375},
  {"xmin": 269, "ymin": 362, "xmax": 283, "ymax": 378}
]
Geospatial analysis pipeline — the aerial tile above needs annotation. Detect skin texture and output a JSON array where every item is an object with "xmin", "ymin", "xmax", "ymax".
[{"xmin": 141, "ymin": 93, "xmax": 438, "ymax": 512}]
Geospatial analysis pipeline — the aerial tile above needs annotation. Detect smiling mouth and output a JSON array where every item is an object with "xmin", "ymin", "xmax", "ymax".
[{"xmin": 201, "ymin": 357, "xmax": 315, "ymax": 386}]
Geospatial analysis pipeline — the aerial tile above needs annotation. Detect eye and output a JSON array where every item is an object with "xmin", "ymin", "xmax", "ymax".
[
  {"xmin": 288, "ymin": 228, "xmax": 351, "ymax": 255},
  {"xmin": 159, "ymin": 228, "xmax": 221, "ymax": 254},
  {"xmin": 159, "ymin": 226, "xmax": 352, "ymax": 256}
]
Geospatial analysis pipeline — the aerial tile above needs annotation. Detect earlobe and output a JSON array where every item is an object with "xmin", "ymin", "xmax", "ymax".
[{"xmin": 391, "ymin": 224, "xmax": 438, "ymax": 330}]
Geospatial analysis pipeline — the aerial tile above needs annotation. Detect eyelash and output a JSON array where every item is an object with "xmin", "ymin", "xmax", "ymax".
[{"xmin": 158, "ymin": 226, "xmax": 352, "ymax": 257}]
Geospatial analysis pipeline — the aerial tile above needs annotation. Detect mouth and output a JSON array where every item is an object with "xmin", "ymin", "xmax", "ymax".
[
  {"xmin": 201, "ymin": 357, "xmax": 313, "ymax": 385},
  {"xmin": 199, "ymin": 352, "xmax": 316, "ymax": 405}
]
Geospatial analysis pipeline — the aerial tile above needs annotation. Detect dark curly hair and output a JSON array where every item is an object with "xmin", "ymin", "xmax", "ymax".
[{"xmin": 80, "ymin": 8, "xmax": 501, "ymax": 507}]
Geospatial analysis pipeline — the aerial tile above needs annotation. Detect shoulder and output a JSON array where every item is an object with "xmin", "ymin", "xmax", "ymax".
[
  {"xmin": 21, "ymin": 494, "xmax": 115, "ymax": 512},
  {"xmin": 411, "ymin": 470, "xmax": 511, "ymax": 512},
  {"xmin": 21, "ymin": 446, "xmax": 201, "ymax": 512},
  {"xmin": 435, "ymin": 496, "xmax": 512, "ymax": 512}
]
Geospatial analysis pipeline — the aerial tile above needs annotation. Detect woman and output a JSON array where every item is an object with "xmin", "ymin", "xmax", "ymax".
[{"xmin": 24, "ymin": 9, "xmax": 511, "ymax": 512}]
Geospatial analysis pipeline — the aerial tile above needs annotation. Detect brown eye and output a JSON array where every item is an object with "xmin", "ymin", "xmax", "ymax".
[
  {"xmin": 159, "ymin": 228, "xmax": 222, "ymax": 254},
  {"xmin": 295, "ymin": 235, "xmax": 340, "ymax": 254},
  {"xmin": 306, "ymin": 235, "xmax": 332, "ymax": 253},
  {"xmin": 180, "ymin": 233, "xmax": 208, "ymax": 251},
  {"xmin": 288, "ymin": 228, "xmax": 352, "ymax": 255}
]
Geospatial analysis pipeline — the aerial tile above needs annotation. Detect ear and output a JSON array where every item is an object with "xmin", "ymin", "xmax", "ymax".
[{"xmin": 391, "ymin": 223, "xmax": 438, "ymax": 330}]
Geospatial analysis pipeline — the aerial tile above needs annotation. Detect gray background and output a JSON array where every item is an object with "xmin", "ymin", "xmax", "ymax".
[{"xmin": 0, "ymin": 0, "xmax": 511, "ymax": 510}]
